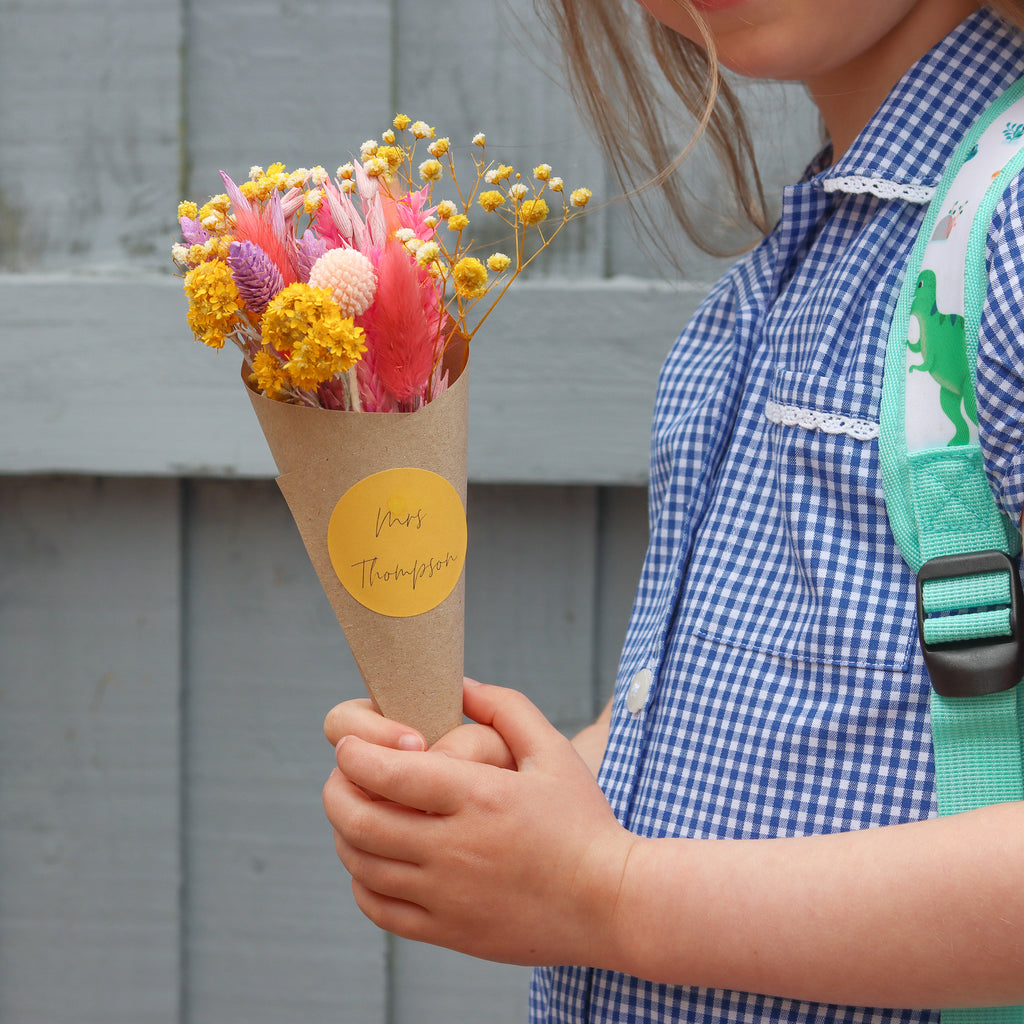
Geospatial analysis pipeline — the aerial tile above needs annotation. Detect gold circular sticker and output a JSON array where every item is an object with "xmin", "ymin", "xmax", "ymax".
[{"xmin": 327, "ymin": 468, "xmax": 467, "ymax": 617}]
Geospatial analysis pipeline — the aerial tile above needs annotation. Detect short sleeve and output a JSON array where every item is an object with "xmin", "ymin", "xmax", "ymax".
[{"xmin": 977, "ymin": 166, "xmax": 1024, "ymax": 527}]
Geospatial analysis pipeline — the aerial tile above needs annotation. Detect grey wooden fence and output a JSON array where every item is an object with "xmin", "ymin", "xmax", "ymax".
[{"xmin": 0, "ymin": 0, "xmax": 817, "ymax": 1020}]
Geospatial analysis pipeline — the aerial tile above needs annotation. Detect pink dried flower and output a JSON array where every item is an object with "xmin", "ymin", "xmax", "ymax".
[
  {"xmin": 179, "ymin": 215, "xmax": 210, "ymax": 247},
  {"xmin": 359, "ymin": 240, "xmax": 445, "ymax": 408},
  {"xmin": 308, "ymin": 248, "xmax": 377, "ymax": 318}
]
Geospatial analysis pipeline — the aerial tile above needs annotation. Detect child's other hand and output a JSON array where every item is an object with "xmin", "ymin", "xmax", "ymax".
[
  {"xmin": 322, "ymin": 682, "xmax": 634, "ymax": 967},
  {"xmin": 323, "ymin": 679, "xmax": 515, "ymax": 769}
]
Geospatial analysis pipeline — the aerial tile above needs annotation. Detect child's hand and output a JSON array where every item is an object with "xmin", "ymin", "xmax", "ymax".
[
  {"xmin": 322, "ymin": 682, "xmax": 635, "ymax": 967},
  {"xmin": 323, "ymin": 678, "xmax": 515, "ymax": 769}
]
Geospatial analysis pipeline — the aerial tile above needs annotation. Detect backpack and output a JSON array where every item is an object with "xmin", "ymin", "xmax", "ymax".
[{"xmin": 879, "ymin": 77, "xmax": 1024, "ymax": 1024}]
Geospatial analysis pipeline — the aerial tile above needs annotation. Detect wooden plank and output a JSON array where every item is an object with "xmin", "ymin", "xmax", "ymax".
[
  {"xmin": 391, "ymin": 942, "xmax": 532, "ymax": 1024},
  {"xmin": 0, "ymin": 274, "xmax": 694, "ymax": 483},
  {"xmin": 182, "ymin": 479, "xmax": 387, "ymax": 1024},
  {"xmin": 394, "ymin": 0, "xmax": 609, "ymax": 280},
  {"xmin": 594, "ymin": 486, "xmax": 648, "ymax": 705},
  {"xmin": 0, "ymin": 0, "xmax": 181, "ymax": 271},
  {"xmin": 465, "ymin": 485, "xmax": 599, "ymax": 732},
  {"xmin": 185, "ymin": 0, "xmax": 394, "ymax": 197},
  {"xmin": 0, "ymin": 477, "xmax": 181, "ymax": 1023}
]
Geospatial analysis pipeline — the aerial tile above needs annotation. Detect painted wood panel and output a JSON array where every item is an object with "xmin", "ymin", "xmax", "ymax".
[
  {"xmin": 394, "ymin": 0, "xmax": 610, "ymax": 281},
  {"xmin": 0, "ymin": 477, "xmax": 182, "ymax": 1023},
  {"xmin": 184, "ymin": 0, "xmax": 394, "ymax": 198},
  {"xmin": 0, "ymin": 0, "xmax": 181, "ymax": 271},
  {"xmin": 182, "ymin": 478, "xmax": 388, "ymax": 1024},
  {"xmin": 0, "ymin": 274, "xmax": 689, "ymax": 483}
]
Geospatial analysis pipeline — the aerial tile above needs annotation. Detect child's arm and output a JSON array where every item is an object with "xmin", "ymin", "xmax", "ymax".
[{"xmin": 323, "ymin": 680, "xmax": 1024, "ymax": 1009}]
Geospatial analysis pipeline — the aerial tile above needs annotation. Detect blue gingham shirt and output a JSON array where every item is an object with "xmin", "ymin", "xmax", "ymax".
[{"xmin": 532, "ymin": 9, "xmax": 1024, "ymax": 1023}]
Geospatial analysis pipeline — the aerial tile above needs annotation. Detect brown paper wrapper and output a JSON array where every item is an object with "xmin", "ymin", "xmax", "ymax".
[{"xmin": 246, "ymin": 366, "xmax": 468, "ymax": 745}]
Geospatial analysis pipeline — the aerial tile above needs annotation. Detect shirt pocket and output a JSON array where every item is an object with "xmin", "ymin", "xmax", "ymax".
[{"xmin": 689, "ymin": 367, "xmax": 917, "ymax": 671}]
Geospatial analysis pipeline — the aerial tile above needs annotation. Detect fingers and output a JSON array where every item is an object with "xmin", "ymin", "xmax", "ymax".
[
  {"xmin": 432, "ymin": 721, "xmax": 516, "ymax": 769},
  {"xmin": 461, "ymin": 680, "xmax": 563, "ymax": 769},
  {"xmin": 334, "ymin": 735, "xmax": 470, "ymax": 815},
  {"xmin": 324, "ymin": 698, "xmax": 426, "ymax": 752}
]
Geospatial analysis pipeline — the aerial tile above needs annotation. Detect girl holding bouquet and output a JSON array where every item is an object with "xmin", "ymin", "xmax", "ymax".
[{"xmin": 323, "ymin": 2, "xmax": 1024, "ymax": 1020}]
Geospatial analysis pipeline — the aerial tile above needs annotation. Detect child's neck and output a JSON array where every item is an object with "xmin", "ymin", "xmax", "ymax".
[{"xmin": 807, "ymin": 0, "xmax": 979, "ymax": 163}]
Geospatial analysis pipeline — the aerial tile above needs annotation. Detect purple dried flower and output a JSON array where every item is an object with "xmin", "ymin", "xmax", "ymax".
[
  {"xmin": 296, "ymin": 231, "xmax": 329, "ymax": 283},
  {"xmin": 227, "ymin": 240, "xmax": 285, "ymax": 314}
]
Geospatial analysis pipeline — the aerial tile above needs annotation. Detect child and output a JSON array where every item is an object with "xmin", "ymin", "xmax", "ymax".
[{"xmin": 323, "ymin": 2, "xmax": 1024, "ymax": 1020}]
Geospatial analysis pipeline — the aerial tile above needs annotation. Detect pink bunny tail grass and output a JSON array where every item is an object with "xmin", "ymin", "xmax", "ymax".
[{"xmin": 360, "ymin": 241, "xmax": 444, "ymax": 408}]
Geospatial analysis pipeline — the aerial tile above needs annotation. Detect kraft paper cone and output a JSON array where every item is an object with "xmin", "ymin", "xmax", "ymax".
[{"xmin": 246, "ymin": 367, "xmax": 469, "ymax": 745}]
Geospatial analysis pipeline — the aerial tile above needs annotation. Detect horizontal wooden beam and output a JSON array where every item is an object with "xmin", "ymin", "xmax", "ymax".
[{"xmin": 0, "ymin": 273, "xmax": 708, "ymax": 483}]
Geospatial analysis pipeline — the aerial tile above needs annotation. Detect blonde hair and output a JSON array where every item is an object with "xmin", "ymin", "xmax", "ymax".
[{"xmin": 537, "ymin": 0, "xmax": 1024, "ymax": 258}]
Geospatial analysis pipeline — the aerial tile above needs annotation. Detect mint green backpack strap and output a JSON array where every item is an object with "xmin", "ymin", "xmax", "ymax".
[{"xmin": 880, "ymin": 78, "xmax": 1024, "ymax": 1024}]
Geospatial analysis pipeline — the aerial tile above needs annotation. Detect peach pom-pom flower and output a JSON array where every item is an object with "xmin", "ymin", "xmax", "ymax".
[{"xmin": 308, "ymin": 248, "xmax": 377, "ymax": 318}]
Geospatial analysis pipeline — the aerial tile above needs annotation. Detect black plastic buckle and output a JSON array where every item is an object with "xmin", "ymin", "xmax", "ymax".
[{"xmin": 916, "ymin": 550, "xmax": 1024, "ymax": 698}]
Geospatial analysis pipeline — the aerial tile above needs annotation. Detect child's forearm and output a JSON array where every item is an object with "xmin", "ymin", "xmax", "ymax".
[{"xmin": 608, "ymin": 800, "xmax": 1024, "ymax": 1007}]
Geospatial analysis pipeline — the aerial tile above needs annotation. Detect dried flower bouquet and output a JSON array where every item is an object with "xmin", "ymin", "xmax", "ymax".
[{"xmin": 173, "ymin": 117, "xmax": 591, "ymax": 743}]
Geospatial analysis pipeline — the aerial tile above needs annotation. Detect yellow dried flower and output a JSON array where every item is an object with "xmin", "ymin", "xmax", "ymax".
[
  {"xmin": 178, "ymin": 200, "xmax": 199, "ymax": 220},
  {"xmin": 183, "ymin": 260, "xmax": 241, "ymax": 349},
  {"xmin": 251, "ymin": 348, "xmax": 290, "ymax": 398},
  {"xmin": 337, "ymin": 162, "xmax": 355, "ymax": 180},
  {"xmin": 249, "ymin": 165, "xmax": 264, "ymax": 180},
  {"xmin": 549, "ymin": 177, "xmax": 564, "ymax": 192},
  {"xmin": 487, "ymin": 253, "xmax": 511, "ymax": 272},
  {"xmin": 416, "ymin": 241, "xmax": 441, "ymax": 267},
  {"xmin": 241, "ymin": 177, "xmax": 272, "ymax": 202},
  {"xmin": 419, "ymin": 158, "xmax": 443, "ymax": 182},
  {"xmin": 393, "ymin": 114, "xmax": 411, "ymax": 130},
  {"xmin": 341, "ymin": 180, "xmax": 357, "ymax": 194},
  {"xmin": 304, "ymin": 189, "xmax": 324, "ymax": 214},
  {"xmin": 207, "ymin": 236, "xmax": 232, "ymax": 260},
  {"xmin": 267, "ymin": 162, "xmax": 286, "ymax": 176},
  {"xmin": 364, "ymin": 157, "xmax": 388, "ymax": 178},
  {"xmin": 309, "ymin": 166, "xmax": 329, "ymax": 186},
  {"xmin": 477, "ymin": 190, "xmax": 505, "ymax": 213},
  {"xmin": 518, "ymin": 198, "xmax": 549, "ymax": 226},
  {"xmin": 187, "ymin": 243, "xmax": 209, "ymax": 265},
  {"xmin": 411, "ymin": 120, "xmax": 433, "ymax": 139},
  {"xmin": 452, "ymin": 257, "xmax": 488, "ymax": 299},
  {"xmin": 473, "ymin": 133, "xmax": 486, "ymax": 146},
  {"xmin": 429, "ymin": 138, "xmax": 450, "ymax": 157},
  {"xmin": 360, "ymin": 140, "xmax": 379, "ymax": 160},
  {"xmin": 447, "ymin": 213, "xmax": 469, "ymax": 232},
  {"xmin": 510, "ymin": 183, "xmax": 528, "ymax": 201},
  {"xmin": 262, "ymin": 284, "xmax": 367, "ymax": 383},
  {"xmin": 570, "ymin": 187, "xmax": 593, "ymax": 208},
  {"xmin": 378, "ymin": 146, "xmax": 405, "ymax": 173},
  {"xmin": 436, "ymin": 200, "xmax": 457, "ymax": 219},
  {"xmin": 382, "ymin": 129, "xmax": 396, "ymax": 144},
  {"xmin": 533, "ymin": 164, "xmax": 552, "ymax": 181}
]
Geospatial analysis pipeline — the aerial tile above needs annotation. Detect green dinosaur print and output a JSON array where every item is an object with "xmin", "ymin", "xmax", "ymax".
[{"xmin": 907, "ymin": 269, "xmax": 977, "ymax": 446}]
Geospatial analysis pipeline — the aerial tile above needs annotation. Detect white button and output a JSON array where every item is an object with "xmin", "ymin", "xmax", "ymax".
[{"xmin": 626, "ymin": 668, "xmax": 654, "ymax": 713}]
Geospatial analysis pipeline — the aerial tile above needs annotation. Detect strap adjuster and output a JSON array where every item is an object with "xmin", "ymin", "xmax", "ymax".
[{"xmin": 916, "ymin": 550, "xmax": 1024, "ymax": 698}]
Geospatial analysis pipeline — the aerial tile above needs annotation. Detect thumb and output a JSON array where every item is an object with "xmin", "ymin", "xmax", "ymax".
[{"xmin": 461, "ymin": 680, "xmax": 561, "ymax": 769}]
